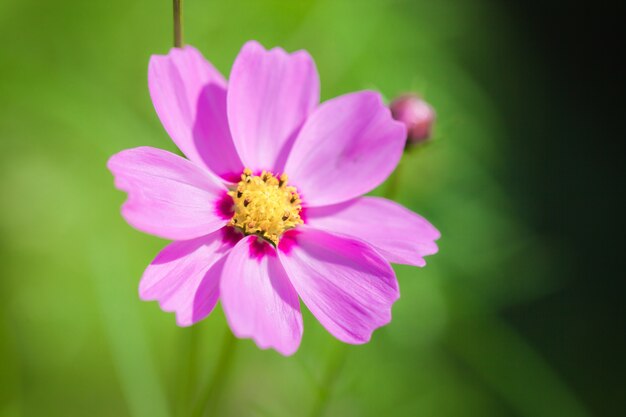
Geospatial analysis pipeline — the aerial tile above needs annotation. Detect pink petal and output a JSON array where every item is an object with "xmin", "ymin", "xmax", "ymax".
[
  {"xmin": 107, "ymin": 146, "xmax": 228, "ymax": 240},
  {"xmin": 227, "ymin": 41, "xmax": 320, "ymax": 171},
  {"xmin": 306, "ymin": 197, "xmax": 440, "ymax": 267},
  {"xmin": 284, "ymin": 91, "xmax": 406, "ymax": 206},
  {"xmin": 149, "ymin": 46, "xmax": 243, "ymax": 180},
  {"xmin": 278, "ymin": 227, "xmax": 399, "ymax": 344},
  {"xmin": 220, "ymin": 236, "xmax": 303, "ymax": 355},
  {"xmin": 140, "ymin": 228, "xmax": 238, "ymax": 326}
]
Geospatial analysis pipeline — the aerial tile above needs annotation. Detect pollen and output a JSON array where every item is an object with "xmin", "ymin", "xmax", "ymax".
[{"xmin": 228, "ymin": 168, "xmax": 303, "ymax": 245}]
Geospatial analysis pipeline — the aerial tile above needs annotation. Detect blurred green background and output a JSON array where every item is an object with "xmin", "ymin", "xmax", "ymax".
[{"xmin": 1, "ymin": 1, "xmax": 623, "ymax": 416}]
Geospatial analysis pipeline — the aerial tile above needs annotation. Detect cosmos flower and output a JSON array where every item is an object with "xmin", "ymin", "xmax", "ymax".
[
  {"xmin": 390, "ymin": 93, "xmax": 436, "ymax": 146},
  {"xmin": 108, "ymin": 41, "xmax": 440, "ymax": 355}
]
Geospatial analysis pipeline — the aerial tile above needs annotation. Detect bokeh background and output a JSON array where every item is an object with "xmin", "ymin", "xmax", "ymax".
[{"xmin": 0, "ymin": 1, "xmax": 623, "ymax": 416}]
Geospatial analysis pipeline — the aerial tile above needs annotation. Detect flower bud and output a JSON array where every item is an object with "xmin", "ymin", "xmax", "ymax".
[{"xmin": 390, "ymin": 94, "xmax": 435, "ymax": 146}]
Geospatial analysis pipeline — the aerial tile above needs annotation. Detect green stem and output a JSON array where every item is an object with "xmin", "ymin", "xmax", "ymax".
[
  {"xmin": 173, "ymin": 0, "xmax": 183, "ymax": 48},
  {"xmin": 175, "ymin": 326, "xmax": 200, "ymax": 417},
  {"xmin": 191, "ymin": 328, "xmax": 237, "ymax": 417}
]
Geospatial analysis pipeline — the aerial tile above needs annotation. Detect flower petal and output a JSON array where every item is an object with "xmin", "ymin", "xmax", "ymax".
[
  {"xmin": 140, "ymin": 228, "xmax": 238, "ymax": 326},
  {"xmin": 227, "ymin": 40, "xmax": 320, "ymax": 171},
  {"xmin": 220, "ymin": 236, "xmax": 303, "ymax": 355},
  {"xmin": 107, "ymin": 146, "xmax": 228, "ymax": 240},
  {"xmin": 278, "ymin": 227, "xmax": 399, "ymax": 344},
  {"xmin": 284, "ymin": 91, "xmax": 406, "ymax": 206},
  {"xmin": 306, "ymin": 197, "xmax": 440, "ymax": 267},
  {"xmin": 149, "ymin": 46, "xmax": 243, "ymax": 180}
]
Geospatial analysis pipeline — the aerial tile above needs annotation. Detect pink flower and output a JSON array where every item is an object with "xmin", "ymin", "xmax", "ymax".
[
  {"xmin": 108, "ymin": 41, "xmax": 440, "ymax": 355},
  {"xmin": 390, "ymin": 93, "xmax": 435, "ymax": 145}
]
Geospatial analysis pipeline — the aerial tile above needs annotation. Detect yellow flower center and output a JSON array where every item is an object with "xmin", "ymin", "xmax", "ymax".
[{"xmin": 228, "ymin": 168, "xmax": 303, "ymax": 245}]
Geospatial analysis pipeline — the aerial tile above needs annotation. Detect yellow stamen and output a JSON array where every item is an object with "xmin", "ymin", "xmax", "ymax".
[{"xmin": 227, "ymin": 168, "xmax": 303, "ymax": 245}]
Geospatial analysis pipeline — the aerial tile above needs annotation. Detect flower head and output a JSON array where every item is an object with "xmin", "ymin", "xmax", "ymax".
[
  {"xmin": 108, "ymin": 41, "xmax": 440, "ymax": 355},
  {"xmin": 390, "ymin": 93, "xmax": 435, "ymax": 146},
  {"xmin": 228, "ymin": 168, "xmax": 302, "ymax": 245}
]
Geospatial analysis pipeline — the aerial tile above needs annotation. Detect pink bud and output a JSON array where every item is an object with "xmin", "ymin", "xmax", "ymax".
[{"xmin": 390, "ymin": 94, "xmax": 435, "ymax": 146}]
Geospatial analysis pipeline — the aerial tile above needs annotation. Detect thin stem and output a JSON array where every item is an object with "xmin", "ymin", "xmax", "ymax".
[
  {"xmin": 173, "ymin": 0, "xmax": 183, "ymax": 48},
  {"xmin": 191, "ymin": 328, "xmax": 237, "ymax": 417},
  {"xmin": 175, "ymin": 326, "xmax": 200, "ymax": 417}
]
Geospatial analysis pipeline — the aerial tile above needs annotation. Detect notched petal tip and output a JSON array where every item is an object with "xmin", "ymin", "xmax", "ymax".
[
  {"xmin": 228, "ymin": 326, "xmax": 301, "ymax": 356},
  {"xmin": 431, "ymin": 225, "xmax": 442, "ymax": 242},
  {"xmin": 106, "ymin": 146, "xmax": 229, "ymax": 240},
  {"xmin": 240, "ymin": 39, "xmax": 264, "ymax": 51},
  {"xmin": 305, "ymin": 197, "xmax": 440, "ymax": 267},
  {"xmin": 221, "ymin": 236, "xmax": 304, "ymax": 356},
  {"xmin": 278, "ymin": 228, "xmax": 399, "ymax": 345},
  {"xmin": 239, "ymin": 39, "xmax": 314, "ymax": 58},
  {"xmin": 362, "ymin": 91, "xmax": 409, "ymax": 144},
  {"xmin": 228, "ymin": 39, "xmax": 320, "ymax": 171},
  {"xmin": 174, "ymin": 315, "xmax": 196, "ymax": 328},
  {"xmin": 138, "ymin": 232, "xmax": 231, "ymax": 327}
]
